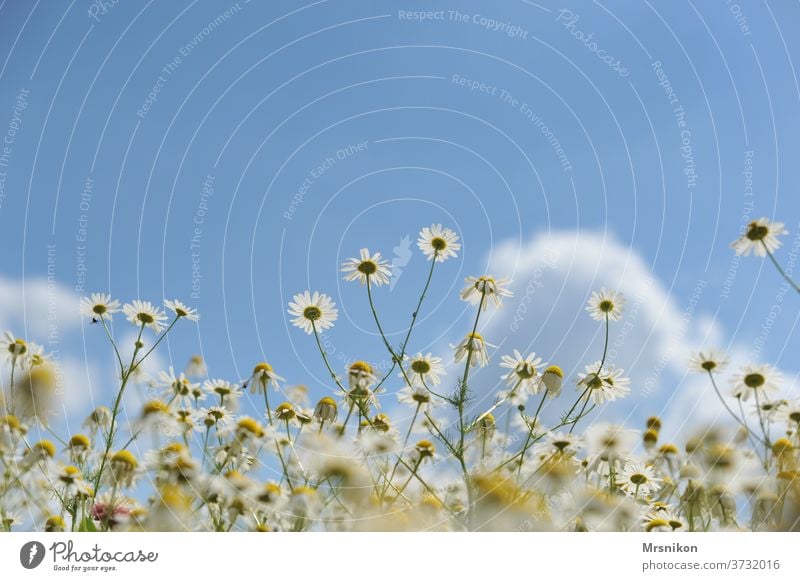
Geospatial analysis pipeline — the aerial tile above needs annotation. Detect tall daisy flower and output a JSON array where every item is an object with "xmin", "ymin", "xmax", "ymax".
[
  {"xmin": 164, "ymin": 299, "xmax": 199, "ymax": 322},
  {"xmin": 417, "ymin": 224, "xmax": 460, "ymax": 262},
  {"xmin": 340, "ymin": 248, "xmax": 391, "ymax": 286},
  {"xmin": 460, "ymin": 275, "xmax": 513, "ymax": 309},
  {"xmin": 80, "ymin": 293, "xmax": 121, "ymax": 320},
  {"xmin": 452, "ymin": 332, "xmax": 491, "ymax": 367},
  {"xmin": 347, "ymin": 360, "xmax": 375, "ymax": 390},
  {"xmin": 287, "ymin": 291, "xmax": 338, "ymax": 334},
  {"xmin": 731, "ymin": 218, "xmax": 787, "ymax": 257},
  {"xmin": 689, "ymin": 350, "xmax": 729, "ymax": 374},
  {"xmin": 499, "ymin": 350, "xmax": 543, "ymax": 393},
  {"xmin": 156, "ymin": 367, "xmax": 201, "ymax": 403},
  {"xmin": 403, "ymin": 353, "xmax": 446, "ymax": 387},
  {"xmin": 586, "ymin": 288, "xmax": 625, "ymax": 322},
  {"xmin": 730, "ymin": 364, "xmax": 780, "ymax": 401},
  {"xmin": 397, "ymin": 384, "xmax": 439, "ymax": 411},
  {"xmin": 123, "ymin": 300, "xmax": 168, "ymax": 332},
  {"xmin": 577, "ymin": 361, "xmax": 631, "ymax": 404}
]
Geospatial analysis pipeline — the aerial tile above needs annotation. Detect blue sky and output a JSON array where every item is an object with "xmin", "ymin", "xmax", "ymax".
[{"xmin": 1, "ymin": 0, "xmax": 799, "ymax": 440}]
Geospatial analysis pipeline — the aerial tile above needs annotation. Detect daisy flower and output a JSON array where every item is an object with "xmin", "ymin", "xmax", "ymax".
[
  {"xmin": 452, "ymin": 332, "xmax": 491, "ymax": 367},
  {"xmin": 731, "ymin": 217, "xmax": 788, "ymax": 257},
  {"xmin": 585, "ymin": 423, "xmax": 639, "ymax": 463},
  {"xmin": 777, "ymin": 400, "xmax": 800, "ymax": 426},
  {"xmin": 1, "ymin": 331, "xmax": 28, "ymax": 364},
  {"xmin": 586, "ymin": 288, "xmax": 625, "ymax": 322},
  {"xmin": 249, "ymin": 362, "xmax": 285, "ymax": 393},
  {"xmin": 80, "ymin": 293, "xmax": 121, "ymax": 320},
  {"xmin": 313, "ymin": 396, "xmax": 338, "ymax": 424},
  {"xmin": 157, "ymin": 367, "xmax": 201, "ymax": 403},
  {"xmin": 499, "ymin": 350, "xmax": 543, "ymax": 393},
  {"xmin": 164, "ymin": 299, "xmax": 199, "ymax": 322},
  {"xmin": 403, "ymin": 353, "xmax": 446, "ymax": 387},
  {"xmin": 123, "ymin": 300, "xmax": 168, "ymax": 332},
  {"xmin": 689, "ymin": 350, "xmax": 729, "ymax": 374},
  {"xmin": 543, "ymin": 431, "xmax": 581, "ymax": 455},
  {"xmin": 287, "ymin": 291, "xmax": 338, "ymax": 334},
  {"xmin": 460, "ymin": 275, "xmax": 513, "ymax": 309},
  {"xmin": 397, "ymin": 384, "xmax": 440, "ymax": 411},
  {"xmin": 618, "ymin": 461, "xmax": 661, "ymax": 497},
  {"xmin": 577, "ymin": 361, "xmax": 631, "ymax": 404},
  {"xmin": 340, "ymin": 248, "xmax": 391, "ymax": 286},
  {"xmin": 185, "ymin": 354, "xmax": 206, "ymax": 378},
  {"xmin": 203, "ymin": 379, "xmax": 241, "ymax": 406},
  {"xmin": 731, "ymin": 364, "xmax": 781, "ymax": 401},
  {"xmin": 417, "ymin": 224, "xmax": 460, "ymax": 262}
]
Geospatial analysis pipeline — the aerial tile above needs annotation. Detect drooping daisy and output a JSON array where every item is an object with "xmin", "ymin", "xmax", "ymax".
[
  {"xmin": 1, "ymin": 331, "xmax": 28, "ymax": 364},
  {"xmin": 731, "ymin": 217, "xmax": 788, "ymax": 257},
  {"xmin": 499, "ymin": 350, "xmax": 543, "ymax": 393},
  {"xmin": 249, "ymin": 362, "xmax": 285, "ymax": 394},
  {"xmin": 340, "ymin": 248, "xmax": 391, "ymax": 286},
  {"xmin": 417, "ymin": 224, "xmax": 461, "ymax": 262},
  {"xmin": 313, "ymin": 396, "xmax": 338, "ymax": 424},
  {"xmin": 164, "ymin": 299, "xmax": 199, "ymax": 322},
  {"xmin": 347, "ymin": 360, "xmax": 375, "ymax": 390},
  {"xmin": 541, "ymin": 365, "xmax": 565, "ymax": 398},
  {"xmin": 403, "ymin": 353, "xmax": 446, "ymax": 387},
  {"xmin": 287, "ymin": 291, "xmax": 338, "ymax": 334},
  {"xmin": 80, "ymin": 293, "xmax": 121, "ymax": 321},
  {"xmin": 123, "ymin": 300, "xmax": 168, "ymax": 332},
  {"xmin": 460, "ymin": 275, "xmax": 513, "ymax": 309},
  {"xmin": 689, "ymin": 350, "xmax": 729, "ymax": 374},
  {"xmin": 731, "ymin": 364, "xmax": 781, "ymax": 401},
  {"xmin": 585, "ymin": 288, "xmax": 626, "ymax": 322},
  {"xmin": 618, "ymin": 461, "xmax": 661, "ymax": 498},
  {"xmin": 452, "ymin": 332, "xmax": 491, "ymax": 367},
  {"xmin": 185, "ymin": 354, "xmax": 206, "ymax": 378},
  {"xmin": 577, "ymin": 361, "xmax": 631, "ymax": 404}
]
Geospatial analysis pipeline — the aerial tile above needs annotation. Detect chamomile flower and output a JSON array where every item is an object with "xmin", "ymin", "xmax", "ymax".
[
  {"xmin": 157, "ymin": 367, "xmax": 201, "ymax": 404},
  {"xmin": 80, "ymin": 293, "xmax": 121, "ymax": 320},
  {"xmin": 543, "ymin": 431, "xmax": 581, "ymax": 455},
  {"xmin": 123, "ymin": 300, "xmax": 168, "ymax": 332},
  {"xmin": 585, "ymin": 423, "xmax": 639, "ymax": 463},
  {"xmin": 460, "ymin": 275, "xmax": 513, "ymax": 309},
  {"xmin": 452, "ymin": 332, "xmax": 491, "ymax": 367},
  {"xmin": 619, "ymin": 461, "xmax": 661, "ymax": 498},
  {"xmin": 731, "ymin": 364, "xmax": 781, "ymax": 401},
  {"xmin": 586, "ymin": 288, "xmax": 626, "ymax": 322},
  {"xmin": 417, "ymin": 224, "xmax": 461, "ymax": 262},
  {"xmin": 777, "ymin": 400, "xmax": 800, "ymax": 426},
  {"xmin": 164, "ymin": 299, "xmax": 199, "ymax": 322},
  {"xmin": 689, "ymin": 350, "xmax": 729, "ymax": 374},
  {"xmin": 287, "ymin": 291, "xmax": 338, "ymax": 334},
  {"xmin": 249, "ymin": 362, "xmax": 285, "ymax": 394},
  {"xmin": 541, "ymin": 365, "xmax": 565, "ymax": 398},
  {"xmin": 313, "ymin": 397, "xmax": 338, "ymax": 424},
  {"xmin": 499, "ymin": 350, "xmax": 543, "ymax": 393},
  {"xmin": 203, "ymin": 379, "xmax": 241, "ymax": 406},
  {"xmin": 403, "ymin": 353, "xmax": 446, "ymax": 387},
  {"xmin": 185, "ymin": 354, "xmax": 206, "ymax": 378},
  {"xmin": 1, "ymin": 331, "xmax": 27, "ymax": 363},
  {"xmin": 200, "ymin": 406, "xmax": 234, "ymax": 429},
  {"xmin": 347, "ymin": 360, "xmax": 375, "ymax": 390},
  {"xmin": 577, "ymin": 361, "xmax": 631, "ymax": 405},
  {"xmin": 731, "ymin": 217, "xmax": 788, "ymax": 257},
  {"xmin": 341, "ymin": 248, "xmax": 391, "ymax": 286},
  {"xmin": 397, "ymin": 385, "xmax": 440, "ymax": 411}
]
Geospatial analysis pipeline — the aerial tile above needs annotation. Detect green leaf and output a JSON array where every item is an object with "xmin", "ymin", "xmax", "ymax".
[{"xmin": 78, "ymin": 517, "xmax": 97, "ymax": 532}]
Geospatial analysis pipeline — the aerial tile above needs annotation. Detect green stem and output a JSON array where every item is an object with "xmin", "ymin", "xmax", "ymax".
[{"xmin": 763, "ymin": 242, "xmax": 800, "ymax": 294}]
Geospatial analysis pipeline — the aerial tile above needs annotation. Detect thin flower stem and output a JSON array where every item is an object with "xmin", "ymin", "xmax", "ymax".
[
  {"xmin": 458, "ymin": 293, "xmax": 486, "ymax": 456},
  {"xmin": 311, "ymin": 322, "xmax": 347, "ymax": 394},
  {"xmin": 707, "ymin": 372, "xmax": 764, "ymax": 445},
  {"xmin": 383, "ymin": 402, "xmax": 421, "ymax": 497},
  {"xmin": 762, "ymin": 242, "xmax": 800, "ymax": 294},
  {"xmin": 736, "ymin": 396, "xmax": 767, "ymax": 469},
  {"xmin": 135, "ymin": 317, "xmax": 180, "ymax": 367},
  {"xmin": 100, "ymin": 316, "xmax": 124, "ymax": 371}
]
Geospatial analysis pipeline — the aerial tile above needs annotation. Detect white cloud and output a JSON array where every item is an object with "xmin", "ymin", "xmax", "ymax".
[{"xmin": 0, "ymin": 275, "xmax": 81, "ymax": 339}]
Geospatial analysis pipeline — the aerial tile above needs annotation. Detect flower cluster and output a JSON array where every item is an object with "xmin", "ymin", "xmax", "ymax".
[{"xmin": 1, "ymin": 220, "xmax": 799, "ymax": 532}]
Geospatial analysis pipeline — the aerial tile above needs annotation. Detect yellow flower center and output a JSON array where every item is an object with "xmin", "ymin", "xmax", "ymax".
[
  {"xmin": 431, "ymin": 237, "xmax": 447, "ymax": 251},
  {"xmin": 303, "ymin": 306, "xmax": 322, "ymax": 321},
  {"xmin": 357, "ymin": 260, "xmax": 378, "ymax": 275},
  {"xmin": 411, "ymin": 359, "xmax": 431, "ymax": 374},
  {"xmin": 744, "ymin": 373, "xmax": 765, "ymax": 388},
  {"xmin": 746, "ymin": 222, "xmax": 769, "ymax": 241}
]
